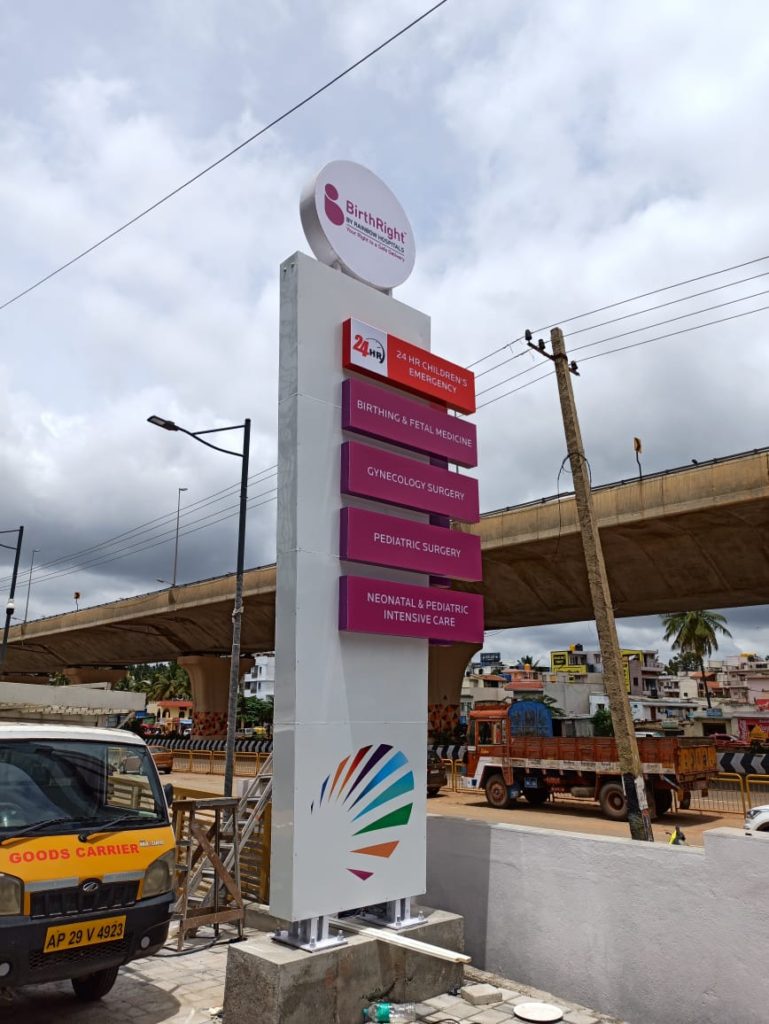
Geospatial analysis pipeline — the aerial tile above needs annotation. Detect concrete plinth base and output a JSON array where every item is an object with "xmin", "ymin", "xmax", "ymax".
[{"xmin": 224, "ymin": 906, "xmax": 464, "ymax": 1023}]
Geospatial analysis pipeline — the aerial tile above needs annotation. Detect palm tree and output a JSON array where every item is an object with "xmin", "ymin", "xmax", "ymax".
[
  {"xmin": 661, "ymin": 611, "xmax": 732, "ymax": 709},
  {"xmin": 517, "ymin": 654, "xmax": 543, "ymax": 671}
]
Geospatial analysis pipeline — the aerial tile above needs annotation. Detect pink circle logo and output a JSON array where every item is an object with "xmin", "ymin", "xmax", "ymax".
[{"xmin": 324, "ymin": 183, "xmax": 345, "ymax": 226}]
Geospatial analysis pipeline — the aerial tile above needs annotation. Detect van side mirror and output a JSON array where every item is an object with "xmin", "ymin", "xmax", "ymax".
[{"xmin": 163, "ymin": 783, "xmax": 174, "ymax": 806}]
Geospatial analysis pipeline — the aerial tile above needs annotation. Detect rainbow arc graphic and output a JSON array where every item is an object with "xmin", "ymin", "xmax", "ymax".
[{"xmin": 311, "ymin": 743, "xmax": 414, "ymax": 881}]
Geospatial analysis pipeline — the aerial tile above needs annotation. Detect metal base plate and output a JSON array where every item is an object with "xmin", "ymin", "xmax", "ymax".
[
  {"xmin": 355, "ymin": 897, "xmax": 425, "ymax": 931},
  {"xmin": 271, "ymin": 916, "xmax": 347, "ymax": 953}
]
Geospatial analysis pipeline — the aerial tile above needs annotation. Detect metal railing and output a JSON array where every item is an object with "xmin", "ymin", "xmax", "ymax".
[
  {"xmin": 746, "ymin": 773, "xmax": 769, "ymax": 809},
  {"xmin": 171, "ymin": 750, "xmax": 270, "ymax": 776},
  {"xmin": 437, "ymin": 764, "xmax": 769, "ymax": 819},
  {"xmin": 679, "ymin": 772, "xmax": 747, "ymax": 816}
]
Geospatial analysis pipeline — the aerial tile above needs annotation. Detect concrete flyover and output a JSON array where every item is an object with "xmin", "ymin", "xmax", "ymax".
[{"xmin": 4, "ymin": 446, "xmax": 769, "ymax": 679}]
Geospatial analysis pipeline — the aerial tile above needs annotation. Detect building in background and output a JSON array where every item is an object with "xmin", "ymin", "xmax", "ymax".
[
  {"xmin": 550, "ymin": 644, "xmax": 664, "ymax": 696},
  {"xmin": 243, "ymin": 653, "xmax": 275, "ymax": 699}
]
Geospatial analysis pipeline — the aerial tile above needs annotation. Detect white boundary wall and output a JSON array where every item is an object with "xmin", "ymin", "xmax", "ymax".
[{"xmin": 425, "ymin": 817, "xmax": 768, "ymax": 1024}]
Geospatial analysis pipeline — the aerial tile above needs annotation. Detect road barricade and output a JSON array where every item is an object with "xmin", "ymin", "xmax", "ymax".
[{"xmin": 746, "ymin": 773, "xmax": 769, "ymax": 808}]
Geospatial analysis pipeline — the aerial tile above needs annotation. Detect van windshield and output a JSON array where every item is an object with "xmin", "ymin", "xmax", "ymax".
[{"xmin": 0, "ymin": 740, "xmax": 167, "ymax": 835}]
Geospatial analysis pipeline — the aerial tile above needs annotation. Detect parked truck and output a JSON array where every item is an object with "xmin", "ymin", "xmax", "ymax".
[{"xmin": 464, "ymin": 701, "xmax": 718, "ymax": 820}]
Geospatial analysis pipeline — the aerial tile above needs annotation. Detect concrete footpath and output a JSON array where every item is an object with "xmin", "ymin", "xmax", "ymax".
[{"xmin": 0, "ymin": 931, "xmax": 630, "ymax": 1024}]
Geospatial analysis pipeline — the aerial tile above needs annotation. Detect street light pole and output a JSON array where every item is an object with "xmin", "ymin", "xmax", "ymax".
[
  {"xmin": 172, "ymin": 487, "xmax": 188, "ymax": 587},
  {"xmin": 23, "ymin": 547, "xmax": 40, "ymax": 624},
  {"xmin": 0, "ymin": 526, "xmax": 24, "ymax": 677},
  {"xmin": 148, "ymin": 416, "xmax": 250, "ymax": 797}
]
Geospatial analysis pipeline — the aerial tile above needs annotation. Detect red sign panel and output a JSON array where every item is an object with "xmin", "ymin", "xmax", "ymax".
[{"xmin": 342, "ymin": 317, "xmax": 476, "ymax": 414}]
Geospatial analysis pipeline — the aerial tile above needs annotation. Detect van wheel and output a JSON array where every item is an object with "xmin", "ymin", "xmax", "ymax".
[
  {"xmin": 598, "ymin": 782, "xmax": 628, "ymax": 821},
  {"xmin": 485, "ymin": 774, "xmax": 512, "ymax": 809},
  {"xmin": 71, "ymin": 965, "xmax": 120, "ymax": 1001}
]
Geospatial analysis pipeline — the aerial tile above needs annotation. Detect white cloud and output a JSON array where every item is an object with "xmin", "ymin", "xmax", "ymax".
[{"xmin": 0, "ymin": 1, "xmax": 767, "ymax": 659}]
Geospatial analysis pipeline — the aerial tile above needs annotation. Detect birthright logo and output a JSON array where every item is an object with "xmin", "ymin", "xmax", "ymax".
[{"xmin": 324, "ymin": 183, "xmax": 345, "ymax": 226}]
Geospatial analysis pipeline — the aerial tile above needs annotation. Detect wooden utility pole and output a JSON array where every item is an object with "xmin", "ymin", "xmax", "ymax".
[{"xmin": 546, "ymin": 328, "xmax": 653, "ymax": 842}]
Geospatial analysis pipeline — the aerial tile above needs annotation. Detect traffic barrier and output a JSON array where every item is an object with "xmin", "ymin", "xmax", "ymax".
[
  {"xmin": 169, "ymin": 750, "xmax": 265, "ymax": 777},
  {"xmin": 679, "ymin": 772, "xmax": 746, "ymax": 816},
  {"xmin": 746, "ymin": 773, "xmax": 769, "ymax": 808}
]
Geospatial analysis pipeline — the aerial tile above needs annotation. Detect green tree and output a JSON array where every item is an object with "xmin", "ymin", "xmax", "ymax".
[
  {"xmin": 591, "ymin": 707, "xmax": 614, "ymax": 736},
  {"xmin": 517, "ymin": 654, "xmax": 543, "ymax": 670},
  {"xmin": 665, "ymin": 651, "xmax": 700, "ymax": 674},
  {"xmin": 118, "ymin": 662, "xmax": 190, "ymax": 701},
  {"xmin": 238, "ymin": 695, "xmax": 274, "ymax": 727},
  {"xmin": 661, "ymin": 611, "xmax": 732, "ymax": 709}
]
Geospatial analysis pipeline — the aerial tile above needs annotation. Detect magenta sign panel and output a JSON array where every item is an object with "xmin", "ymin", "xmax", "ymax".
[
  {"xmin": 340, "ymin": 507, "xmax": 482, "ymax": 581},
  {"xmin": 341, "ymin": 441, "xmax": 479, "ymax": 523},
  {"xmin": 342, "ymin": 378, "xmax": 477, "ymax": 468},
  {"xmin": 339, "ymin": 575, "xmax": 484, "ymax": 643}
]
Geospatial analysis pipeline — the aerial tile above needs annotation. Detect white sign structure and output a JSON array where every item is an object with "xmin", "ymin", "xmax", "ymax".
[
  {"xmin": 271, "ymin": 252, "xmax": 430, "ymax": 925},
  {"xmin": 299, "ymin": 160, "xmax": 416, "ymax": 291}
]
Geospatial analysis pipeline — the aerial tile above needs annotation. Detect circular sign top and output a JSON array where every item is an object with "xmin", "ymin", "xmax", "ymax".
[{"xmin": 300, "ymin": 160, "xmax": 416, "ymax": 291}]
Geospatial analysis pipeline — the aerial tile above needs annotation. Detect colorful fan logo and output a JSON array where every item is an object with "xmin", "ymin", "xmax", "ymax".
[{"xmin": 311, "ymin": 743, "xmax": 414, "ymax": 881}]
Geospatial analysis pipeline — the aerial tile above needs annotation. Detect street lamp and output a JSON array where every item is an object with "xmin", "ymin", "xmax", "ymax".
[
  {"xmin": 23, "ymin": 547, "xmax": 40, "ymax": 624},
  {"xmin": 0, "ymin": 526, "xmax": 24, "ymax": 676},
  {"xmin": 148, "ymin": 415, "xmax": 251, "ymax": 798},
  {"xmin": 172, "ymin": 487, "xmax": 188, "ymax": 587}
]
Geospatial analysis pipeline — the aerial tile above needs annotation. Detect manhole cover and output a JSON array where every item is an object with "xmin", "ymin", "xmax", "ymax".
[{"xmin": 513, "ymin": 1002, "xmax": 564, "ymax": 1023}]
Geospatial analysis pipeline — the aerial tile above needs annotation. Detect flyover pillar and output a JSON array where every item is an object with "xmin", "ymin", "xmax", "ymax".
[
  {"xmin": 428, "ymin": 641, "xmax": 481, "ymax": 739},
  {"xmin": 62, "ymin": 667, "xmax": 127, "ymax": 687},
  {"xmin": 179, "ymin": 655, "xmax": 254, "ymax": 738}
]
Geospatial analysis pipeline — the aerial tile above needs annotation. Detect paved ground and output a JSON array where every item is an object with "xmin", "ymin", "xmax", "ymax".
[
  {"xmin": 169, "ymin": 768, "xmax": 739, "ymax": 846},
  {"xmin": 0, "ymin": 934, "xmax": 628, "ymax": 1024},
  {"xmin": 0, "ymin": 932, "xmax": 229, "ymax": 1024}
]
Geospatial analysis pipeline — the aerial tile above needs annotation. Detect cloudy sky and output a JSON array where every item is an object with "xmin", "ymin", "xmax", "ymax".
[{"xmin": 1, "ymin": 0, "xmax": 767, "ymax": 665}]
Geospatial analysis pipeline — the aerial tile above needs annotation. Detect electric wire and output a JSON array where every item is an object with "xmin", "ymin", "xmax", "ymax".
[
  {"xmin": 473, "ymin": 267, "xmax": 769, "ymax": 379},
  {"xmin": 467, "ymin": 253, "xmax": 769, "ymax": 370},
  {"xmin": 0, "ymin": 0, "xmax": 450, "ymax": 314},
  {"xmin": 575, "ymin": 302, "xmax": 769, "ymax": 363},
  {"xmin": 25, "ymin": 491, "xmax": 278, "ymax": 588},
  {"xmin": 476, "ymin": 300, "xmax": 769, "ymax": 410},
  {"xmin": 0, "ymin": 464, "xmax": 277, "ymax": 587},
  {"xmin": 477, "ymin": 299, "xmax": 769, "ymax": 399}
]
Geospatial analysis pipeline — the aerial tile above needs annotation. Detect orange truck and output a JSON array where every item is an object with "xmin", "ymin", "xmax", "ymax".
[
  {"xmin": 0, "ymin": 724, "xmax": 177, "ymax": 1001},
  {"xmin": 464, "ymin": 702, "xmax": 717, "ymax": 819}
]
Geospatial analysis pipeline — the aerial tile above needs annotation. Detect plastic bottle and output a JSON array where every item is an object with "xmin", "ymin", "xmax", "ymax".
[{"xmin": 362, "ymin": 1002, "xmax": 416, "ymax": 1022}]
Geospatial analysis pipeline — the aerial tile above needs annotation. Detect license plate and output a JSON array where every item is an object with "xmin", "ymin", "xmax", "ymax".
[{"xmin": 43, "ymin": 915, "xmax": 126, "ymax": 954}]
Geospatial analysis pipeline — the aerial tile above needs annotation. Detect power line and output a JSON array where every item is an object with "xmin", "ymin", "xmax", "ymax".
[
  {"xmin": 474, "ymin": 267, "xmax": 769, "ymax": 380},
  {"xmin": 567, "ymin": 286, "xmax": 769, "ymax": 356},
  {"xmin": 476, "ymin": 300, "xmax": 769, "ymax": 410},
  {"xmin": 26, "ymin": 487, "xmax": 278, "ymax": 588},
  {"xmin": 24, "ymin": 492, "xmax": 278, "ymax": 591},
  {"xmin": 467, "ymin": 253, "xmax": 769, "ymax": 370},
  {"xmin": 0, "ymin": 1, "xmax": 450, "ymax": 314},
  {"xmin": 0, "ymin": 464, "xmax": 277, "ymax": 587},
  {"xmin": 577, "ymin": 302, "xmax": 769, "ymax": 364},
  {"xmin": 566, "ymin": 268, "xmax": 769, "ymax": 338},
  {"xmin": 477, "ymin": 298, "xmax": 769, "ymax": 400}
]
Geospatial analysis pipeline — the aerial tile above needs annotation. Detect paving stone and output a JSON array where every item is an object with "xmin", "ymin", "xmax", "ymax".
[
  {"xmin": 564, "ymin": 1013, "xmax": 599, "ymax": 1024},
  {"xmin": 467, "ymin": 1008, "xmax": 514, "ymax": 1024},
  {"xmin": 425, "ymin": 992, "xmax": 463, "ymax": 1009},
  {"xmin": 462, "ymin": 982, "xmax": 504, "ymax": 1006}
]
